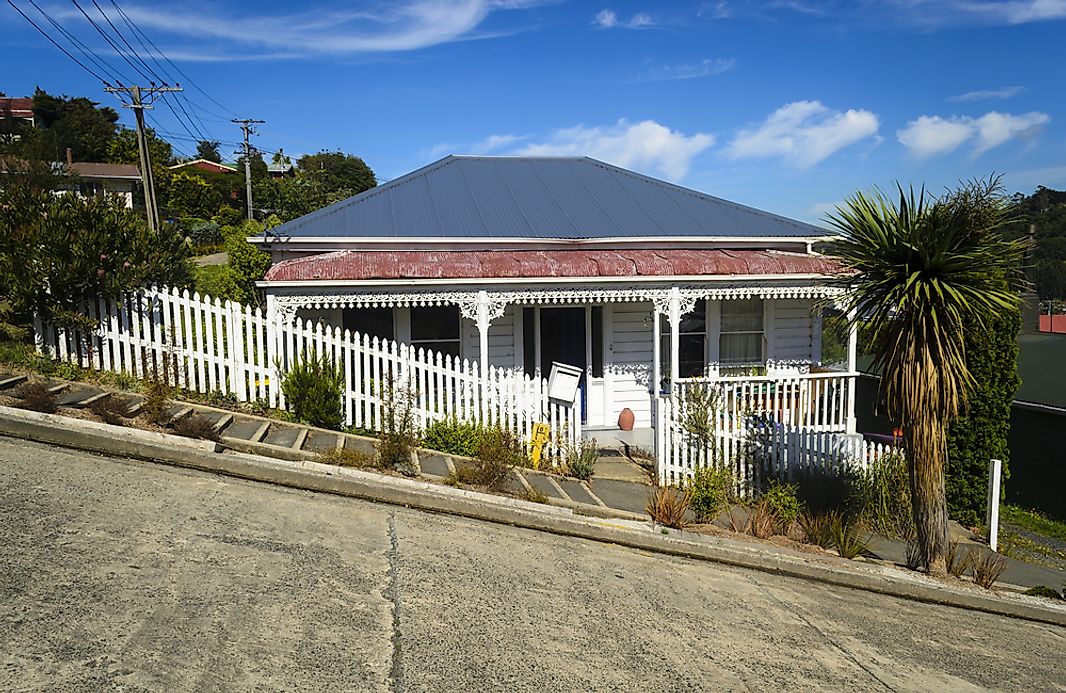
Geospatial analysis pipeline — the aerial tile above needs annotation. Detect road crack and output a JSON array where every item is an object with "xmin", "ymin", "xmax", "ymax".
[{"xmin": 385, "ymin": 512, "xmax": 404, "ymax": 692}]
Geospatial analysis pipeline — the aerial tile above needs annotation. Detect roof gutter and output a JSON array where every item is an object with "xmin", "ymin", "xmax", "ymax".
[{"xmin": 258, "ymin": 273, "xmax": 836, "ymax": 289}]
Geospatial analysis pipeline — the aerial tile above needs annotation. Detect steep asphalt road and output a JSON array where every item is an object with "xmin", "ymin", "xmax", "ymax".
[{"xmin": 1, "ymin": 436, "xmax": 1064, "ymax": 691}]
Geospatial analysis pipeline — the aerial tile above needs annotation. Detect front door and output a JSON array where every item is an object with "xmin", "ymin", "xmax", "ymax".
[{"xmin": 539, "ymin": 308, "xmax": 587, "ymax": 415}]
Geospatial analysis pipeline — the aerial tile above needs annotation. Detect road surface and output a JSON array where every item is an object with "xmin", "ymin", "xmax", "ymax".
[{"xmin": 1, "ymin": 436, "xmax": 1063, "ymax": 691}]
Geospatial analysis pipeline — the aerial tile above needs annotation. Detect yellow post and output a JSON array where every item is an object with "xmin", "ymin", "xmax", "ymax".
[{"xmin": 529, "ymin": 423, "xmax": 551, "ymax": 469}]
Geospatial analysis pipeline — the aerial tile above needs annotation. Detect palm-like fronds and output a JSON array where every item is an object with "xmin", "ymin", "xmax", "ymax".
[{"xmin": 825, "ymin": 178, "xmax": 1026, "ymax": 575}]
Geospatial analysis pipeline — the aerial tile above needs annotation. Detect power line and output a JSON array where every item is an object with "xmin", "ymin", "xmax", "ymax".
[
  {"xmin": 109, "ymin": 0, "xmax": 240, "ymax": 119},
  {"xmin": 71, "ymin": 0, "xmax": 154, "ymax": 85},
  {"xmin": 6, "ymin": 0, "xmax": 112, "ymax": 85}
]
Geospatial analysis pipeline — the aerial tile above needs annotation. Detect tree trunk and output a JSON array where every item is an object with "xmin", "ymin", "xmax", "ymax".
[{"xmin": 906, "ymin": 418, "xmax": 951, "ymax": 576}]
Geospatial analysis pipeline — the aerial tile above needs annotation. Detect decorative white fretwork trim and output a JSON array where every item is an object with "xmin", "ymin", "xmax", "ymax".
[{"xmin": 271, "ymin": 284, "xmax": 845, "ymax": 322}]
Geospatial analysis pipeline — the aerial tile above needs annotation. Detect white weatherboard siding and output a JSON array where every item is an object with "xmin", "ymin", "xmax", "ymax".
[
  {"xmin": 604, "ymin": 302, "xmax": 654, "ymax": 428},
  {"xmin": 768, "ymin": 298, "xmax": 816, "ymax": 365},
  {"xmin": 462, "ymin": 304, "xmax": 518, "ymax": 371}
]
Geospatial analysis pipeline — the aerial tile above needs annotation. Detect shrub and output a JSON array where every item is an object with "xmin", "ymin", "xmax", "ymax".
[
  {"xmin": 799, "ymin": 511, "xmax": 837, "ymax": 549},
  {"xmin": 89, "ymin": 394, "xmax": 131, "ymax": 425},
  {"xmin": 564, "ymin": 438, "xmax": 598, "ymax": 480},
  {"xmin": 471, "ymin": 427, "xmax": 525, "ymax": 490},
  {"xmin": 852, "ymin": 452, "xmax": 914, "ymax": 540},
  {"xmin": 316, "ymin": 446, "xmax": 384, "ymax": 470},
  {"xmin": 749, "ymin": 499, "xmax": 777, "ymax": 539},
  {"xmin": 1023, "ymin": 585, "xmax": 1063, "ymax": 600},
  {"xmin": 141, "ymin": 360, "xmax": 173, "ymax": 425},
  {"xmin": 905, "ymin": 540, "xmax": 924, "ymax": 570},
  {"xmin": 377, "ymin": 380, "xmax": 419, "ymax": 476},
  {"xmin": 685, "ymin": 464, "xmax": 735, "ymax": 523},
  {"xmin": 646, "ymin": 486, "xmax": 690, "ymax": 529},
  {"xmin": 760, "ymin": 479, "xmax": 802, "ymax": 529},
  {"xmin": 281, "ymin": 354, "xmax": 343, "ymax": 430},
  {"xmin": 523, "ymin": 486, "xmax": 549, "ymax": 504},
  {"xmin": 15, "ymin": 380, "xmax": 57, "ymax": 413},
  {"xmin": 831, "ymin": 515, "xmax": 871, "ymax": 559},
  {"xmin": 421, "ymin": 417, "xmax": 485, "ymax": 458},
  {"xmin": 970, "ymin": 552, "xmax": 1008, "ymax": 589},
  {"xmin": 170, "ymin": 413, "xmax": 221, "ymax": 442},
  {"xmin": 793, "ymin": 465, "xmax": 858, "ymax": 516}
]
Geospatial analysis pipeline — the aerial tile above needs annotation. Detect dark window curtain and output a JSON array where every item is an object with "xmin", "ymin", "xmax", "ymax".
[{"xmin": 343, "ymin": 307, "xmax": 394, "ymax": 341}]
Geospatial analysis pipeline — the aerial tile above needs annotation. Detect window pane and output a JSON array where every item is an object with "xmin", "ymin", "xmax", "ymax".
[
  {"xmin": 523, "ymin": 307, "xmax": 536, "ymax": 377},
  {"xmin": 721, "ymin": 298, "xmax": 764, "ymax": 332},
  {"xmin": 678, "ymin": 334, "xmax": 705, "ymax": 377},
  {"xmin": 411, "ymin": 305, "xmax": 459, "ymax": 341},
  {"xmin": 591, "ymin": 306, "xmax": 603, "ymax": 378},
  {"xmin": 679, "ymin": 299, "xmax": 706, "ymax": 335},
  {"xmin": 720, "ymin": 333, "xmax": 763, "ymax": 364},
  {"xmin": 343, "ymin": 307, "xmax": 394, "ymax": 341}
]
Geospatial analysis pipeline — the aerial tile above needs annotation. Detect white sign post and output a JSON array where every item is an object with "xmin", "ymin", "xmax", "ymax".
[{"xmin": 986, "ymin": 458, "xmax": 1002, "ymax": 552}]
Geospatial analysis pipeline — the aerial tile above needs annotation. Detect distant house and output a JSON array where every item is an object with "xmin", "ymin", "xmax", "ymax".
[
  {"xmin": 267, "ymin": 161, "xmax": 294, "ymax": 178},
  {"xmin": 65, "ymin": 161, "xmax": 141, "ymax": 209},
  {"xmin": 168, "ymin": 158, "xmax": 238, "ymax": 175},
  {"xmin": 0, "ymin": 96, "xmax": 35, "ymax": 139}
]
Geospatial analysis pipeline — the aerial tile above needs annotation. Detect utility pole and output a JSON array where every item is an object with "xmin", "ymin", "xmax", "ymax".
[
  {"xmin": 104, "ymin": 84, "xmax": 181, "ymax": 232},
  {"xmin": 232, "ymin": 118, "xmax": 265, "ymax": 220}
]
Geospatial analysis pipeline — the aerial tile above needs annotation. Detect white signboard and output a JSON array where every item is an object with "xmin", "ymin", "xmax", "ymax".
[{"xmin": 547, "ymin": 362, "xmax": 582, "ymax": 404}]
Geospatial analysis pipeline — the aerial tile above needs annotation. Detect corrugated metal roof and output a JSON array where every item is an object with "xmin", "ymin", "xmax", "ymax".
[
  {"xmin": 263, "ymin": 248, "xmax": 838, "ymax": 282},
  {"xmin": 269, "ymin": 155, "xmax": 828, "ymax": 239}
]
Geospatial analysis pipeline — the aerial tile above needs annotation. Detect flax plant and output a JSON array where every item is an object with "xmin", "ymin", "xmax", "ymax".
[{"xmin": 826, "ymin": 178, "xmax": 1025, "ymax": 576}]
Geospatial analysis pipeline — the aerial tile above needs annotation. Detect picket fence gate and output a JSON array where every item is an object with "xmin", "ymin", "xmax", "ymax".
[
  {"xmin": 34, "ymin": 286, "xmax": 581, "ymax": 457},
  {"xmin": 656, "ymin": 381, "xmax": 898, "ymax": 493}
]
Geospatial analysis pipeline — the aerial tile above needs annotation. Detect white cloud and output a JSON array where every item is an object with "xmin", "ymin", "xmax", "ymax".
[
  {"xmin": 896, "ymin": 111, "xmax": 1050, "ymax": 158},
  {"xmin": 949, "ymin": 86, "xmax": 1025, "ymax": 102},
  {"xmin": 427, "ymin": 133, "xmax": 527, "ymax": 158},
  {"xmin": 62, "ymin": 1, "xmax": 541, "ymax": 60},
  {"xmin": 971, "ymin": 0, "xmax": 1066, "ymax": 24},
  {"xmin": 515, "ymin": 119, "xmax": 714, "ymax": 180},
  {"xmin": 725, "ymin": 101, "xmax": 880, "ymax": 168},
  {"xmin": 633, "ymin": 57, "xmax": 736, "ymax": 82},
  {"xmin": 627, "ymin": 12, "xmax": 655, "ymax": 27},
  {"xmin": 594, "ymin": 9, "xmax": 618, "ymax": 27}
]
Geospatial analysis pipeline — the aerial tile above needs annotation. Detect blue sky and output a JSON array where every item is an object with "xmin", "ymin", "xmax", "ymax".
[{"xmin": 2, "ymin": 0, "xmax": 1064, "ymax": 223}]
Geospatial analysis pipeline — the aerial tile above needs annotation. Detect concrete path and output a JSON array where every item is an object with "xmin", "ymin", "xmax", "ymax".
[{"xmin": 2, "ymin": 437, "xmax": 1064, "ymax": 691}]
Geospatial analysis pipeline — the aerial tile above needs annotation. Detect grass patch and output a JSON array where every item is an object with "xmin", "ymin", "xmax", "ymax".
[
  {"xmin": 89, "ymin": 394, "xmax": 132, "ymax": 425},
  {"xmin": 316, "ymin": 446, "xmax": 385, "ymax": 470},
  {"xmin": 170, "ymin": 413, "xmax": 221, "ymax": 442},
  {"xmin": 1001, "ymin": 505, "xmax": 1066, "ymax": 542}
]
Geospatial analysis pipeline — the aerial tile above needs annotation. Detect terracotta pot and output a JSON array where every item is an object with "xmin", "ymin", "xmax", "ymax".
[{"xmin": 617, "ymin": 407, "xmax": 635, "ymax": 431}]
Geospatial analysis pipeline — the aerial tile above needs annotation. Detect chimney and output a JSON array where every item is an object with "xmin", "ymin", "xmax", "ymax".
[{"xmin": 65, "ymin": 148, "xmax": 73, "ymax": 166}]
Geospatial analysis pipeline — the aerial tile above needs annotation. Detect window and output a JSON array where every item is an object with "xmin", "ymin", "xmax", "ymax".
[
  {"xmin": 410, "ymin": 305, "xmax": 461, "ymax": 359},
  {"xmin": 591, "ymin": 306, "xmax": 603, "ymax": 378},
  {"xmin": 343, "ymin": 307, "xmax": 394, "ymax": 341},
  {"xmin": 523, "ymin": 308, "xmax": 536, "ymax": 377},
  {"xmin": 719, "ymin": 298, "xmax": 764, "ymax": 366},
  {"xmin": 660, "ymin": 299, "xmax": 707, "ymax": 381}
]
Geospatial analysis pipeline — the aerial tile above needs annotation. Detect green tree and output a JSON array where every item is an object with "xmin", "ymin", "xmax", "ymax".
[
  {"xmin": 196, "ymin": 139, "xmax": 222, "ymax": 162},
  {"xmin": 163, "ymin": 171, "xmax": 220, "ymax": 219},
  {"xmin": 27, "ymin": 88, "xmax": 118, "ymax": 161},
  {"xmin": 297, "ymin": 150, "xmax": 376, "ymax": 197},
  {"xmin": 827, "ymin": 179, "xmax": 1026, "ymax": 576},
  {"xmin": 107, "ymin": 126, "xmax": 173, "ymax": 166},
  {"xmin": 0, "ymin": 182, "xmax": 192, "ymax": 326}
]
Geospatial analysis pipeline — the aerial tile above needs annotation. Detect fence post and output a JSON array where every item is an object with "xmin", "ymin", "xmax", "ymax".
[{"xmin": 986, "ymin": 458, "xmax": 1002, "ymax": 552}]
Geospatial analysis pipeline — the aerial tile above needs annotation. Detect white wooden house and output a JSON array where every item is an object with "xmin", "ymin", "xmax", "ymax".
[{"xmin": 253, "ymin": 156, "xmax": 857, "ymax": 447}]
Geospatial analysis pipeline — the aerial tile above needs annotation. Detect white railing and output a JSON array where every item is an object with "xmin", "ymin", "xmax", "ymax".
[
  {"xmin": 34, "ymin": 286, "xmax": 581, "ymax": 456},
  {"xmin": 657, "ymin": 375, "xmax": 897, "ymax": 492}
]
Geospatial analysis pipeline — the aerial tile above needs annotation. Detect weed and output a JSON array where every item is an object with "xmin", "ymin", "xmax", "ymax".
[
  {"xmin": 661, "ymin": 528, "xmax": 670, "ymax": 535},
  {"xmin": 685, "ymin": 464, "xmax": 735, "ymax": 523},
  {"xmin": 281, "ymin": 354, "xmax": 343, "ymax": 430},
  {"xmin": 625, "ymin": 445, "xmax": 656, "ymax": 463},
  {"xmin": 563, "ymin": 438, "xmax": 598, "ymax": 480},
  {"xmin": 472, "ymin": 427, "xmax": 524, "ymax": 491},
  {"xmin": 970, "ymin": 552, "xmax": 1008, "ymax": 589},
  {"xmin": 831, "ymin": 515, "xmax": 870, "ymax": 559},
  {"xmin": 852, "ymin": 452, "xmax": 914, "ymax": 540},
  {"xmin": 141, "ymin": 357, "xmax": 173, "ymax": 425},
  {"xmin": 646, "ymin": 486, "xmax": 690, "ymax": 529},
  {"xmin": 14, "ymin": 380, "xmax": 58, "ymax": 413},
  {"xmin": 1023, "ymin": 585, "xmax": 1063, "ymax": 600},
  {"xmin": 377, "ymin": 380, "xmax": 419, "ymax": 476},
  {"xmin": 523, "ymin": 486, "xmax": 549, "ymax": 504},
  {"xmin": 53, "ymin": 361, "xmax": 81, "ymax": 381},
  {"xmin": 1001, "ymin": 505, "xmax": 1066, "ymax": 542},
  {"xmin": 946, "ymin": 541, "xmax": 975, "ymax": 578},
  {"xmin": 170, "ymin": 413, "xmax": 221, "ymax": 442},
  {"xmin": 88, "ymin": 394, "xmax": 131, "ymax": 425},
  {"xmin": 799, "ymin": 511, "xmax": 837, "ymax": 550},
  {"xmin": 905, "ymin": 540, "xmax": 925, "ymax": 571},
  {"xmin": 726, "ymin": 507, "xmax": 750, "ymax": 534},
  {"xmin": 316, "ymin": 446, "xmax": 385, "ymax": 470}
]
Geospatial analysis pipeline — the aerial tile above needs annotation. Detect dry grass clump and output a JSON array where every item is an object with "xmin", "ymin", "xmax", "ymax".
[
  {"xmin": 170, "ymin": 413, "xmax": 221, "ymax": 442},
  {"xmin": 970, "ymin": 552, "xmax": 1008, "ymax": 589},
  {"xmin": 646, "ymin": 486, "xmax": 690, "ymax": 529},
  {"xmin": 89, "ymin": 394, "xmax": 132, "ymax": 425},
  {"xmin": 15, "ymin": 380, "xmax": 58, "ymax": 413},
  {"xmin": 946, "ymin": 541, "xmax": 975, "ymax": 578}
]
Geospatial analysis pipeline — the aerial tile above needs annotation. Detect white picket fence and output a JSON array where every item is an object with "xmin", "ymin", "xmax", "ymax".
[
  {"xmin": 656, "ymin": 378, "xmax": 898, "ymax": 493},
  {"xmin": 34, "ymin": 286, "xmax": 581, "ymax": 456}
]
